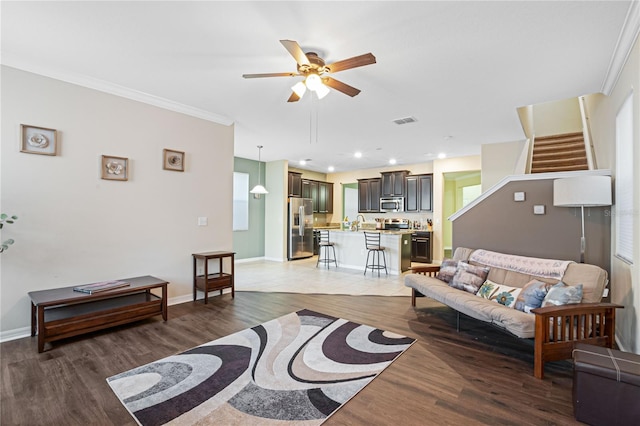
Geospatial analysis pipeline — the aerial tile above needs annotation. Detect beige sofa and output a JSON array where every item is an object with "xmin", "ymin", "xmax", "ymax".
[{"xmin": 405, "ymin": 247, "xmax": 622, "ymax": 378}]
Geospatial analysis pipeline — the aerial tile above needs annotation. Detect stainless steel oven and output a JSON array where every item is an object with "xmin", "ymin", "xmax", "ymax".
[{"xmin": 379, "ymin": 197, "xmax": 404, "ymax": 212}]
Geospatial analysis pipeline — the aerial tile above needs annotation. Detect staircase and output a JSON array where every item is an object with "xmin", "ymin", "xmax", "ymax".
[{"xmin": 530, "ymin": 132, "xmax": 589, "ymax": 173}]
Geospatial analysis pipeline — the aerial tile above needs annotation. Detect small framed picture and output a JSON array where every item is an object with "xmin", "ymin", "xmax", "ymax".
[
  {"xmin": 21, "ymin": 124, "xmax": 58, "ymax": 156},
  {"xmin": 163, "ymin": 149, "xmax": 185, "ymax": 172},
  {"xmin": 101, "ymin": 155, "xmax": 128, "ymax": 181}
]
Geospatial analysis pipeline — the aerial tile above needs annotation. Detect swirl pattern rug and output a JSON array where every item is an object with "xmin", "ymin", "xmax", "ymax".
[{"xmin": 107, "ymin": 309, "xmax": 415, "ymax": 425}]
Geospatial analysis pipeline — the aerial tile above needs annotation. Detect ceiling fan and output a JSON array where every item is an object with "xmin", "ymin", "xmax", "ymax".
[{"xmin": 242, "ymin": 40, "xmax": 376, "ymax": 102}]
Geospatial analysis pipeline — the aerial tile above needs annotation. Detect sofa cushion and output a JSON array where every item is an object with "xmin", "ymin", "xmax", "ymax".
[
  {"xmin": 541, "ymin": 282, "xmax": 583, "ymax": 307},
  {"xmin": 436, "ymin": 259, "xmax": 458, "ymax": 283},
  {"xmin": 514, "ymin": 280, "xmax": 551, "ymax": 313},
  {"xmin": 449, "ymin": 262, "xmax": 489, "ymax": 294},
  {"xmin": 404, "ymin": 274, "xmax": 535, "ymax": 338},
  {"xmin": 477, "ymin": 280, "xmax": 521, "ymax": 308}
]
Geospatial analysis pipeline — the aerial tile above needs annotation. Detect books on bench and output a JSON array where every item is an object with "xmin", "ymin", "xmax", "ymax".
[{"xmin": 73, "ymin": 280, "xmax": 130, "ymax": 294}]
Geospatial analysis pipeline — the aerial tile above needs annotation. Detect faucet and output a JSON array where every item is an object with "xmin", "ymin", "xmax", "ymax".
[{"xmin": 356, "ymin": 215, "xmax": 366, "ymax": 230}]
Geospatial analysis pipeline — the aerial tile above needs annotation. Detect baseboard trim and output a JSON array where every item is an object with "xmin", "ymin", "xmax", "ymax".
[{"xmin": 235, "ymin": 256, "xmax": 265, "ymax": 264}]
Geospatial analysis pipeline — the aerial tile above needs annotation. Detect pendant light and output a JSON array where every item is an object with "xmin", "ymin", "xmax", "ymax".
[{"xmin": 250, "ymin": 145, "xmax": 268, "ymax": 197}]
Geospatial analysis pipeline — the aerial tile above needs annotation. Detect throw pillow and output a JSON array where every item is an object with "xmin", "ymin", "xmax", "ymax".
[
  {"xmin": 436, "ymin": 259, "xmax": 459, "ymax": 284},
  {"xmin": 541, "ymin": 282, "xmax": 583, "ymax": 307},
  {"xmin": 476, "ymin": 279, "xmax": 522, "ymax": 308},
  {"xmin": 450, "ymin": 262, "xmax": 490, "ymax": 294},
  {"xmin": 514, "ymin": 280, "xmax": 552, "ymax": 313}
]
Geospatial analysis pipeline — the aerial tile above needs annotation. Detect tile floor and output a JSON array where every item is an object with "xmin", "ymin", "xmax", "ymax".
[{"xmin": 235, "ymin": 256, "xmax": 434, "ymax": 296}]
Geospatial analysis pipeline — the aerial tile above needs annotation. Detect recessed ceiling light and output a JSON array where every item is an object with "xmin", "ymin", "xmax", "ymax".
[
  {"xmin": 354, "ymin": 152, "xmax": 362, "ymax": 158},
  {"xmin": 328, "ymin": 166, "xmax": 335, "ymax": 172},
  {"xmin": 438, "ymin": 153, "xmax": 447, "ymax": 159},
  {"xmin": 389, "ymin": 158, "xmax": 397, "ymax": 165},
  {"xmin": 299, "ymin": 160, "xmax": 306, "ymax": 165}
]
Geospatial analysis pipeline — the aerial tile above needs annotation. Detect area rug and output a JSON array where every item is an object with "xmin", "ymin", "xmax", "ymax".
[{"xmin": 107, "ymin": 309, "xmax": 415, "ymax": 425}]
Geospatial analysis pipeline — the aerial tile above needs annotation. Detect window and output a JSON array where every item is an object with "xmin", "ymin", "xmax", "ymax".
[
  {"xmin": 615, "ymin": 92, "xmax": 633, "ymax": 264},
  {"xmin": 233, "ymin": 172, "xmax": 249, "ymax": 231}
]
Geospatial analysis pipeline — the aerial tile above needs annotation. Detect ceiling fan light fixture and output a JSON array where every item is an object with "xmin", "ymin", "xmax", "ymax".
[
  {"xmin": 305, "ymin": 73, "xmax": 322, "ymax": 91},
  {"xmin": 315, "ymin": 84, "xmax": 330, "ymax": 99},
  {"xmin": 292, "ymin": 81, "xmax": 307, "ymax": 98}
]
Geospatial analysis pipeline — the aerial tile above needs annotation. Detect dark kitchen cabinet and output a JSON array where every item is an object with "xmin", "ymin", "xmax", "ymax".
[
  {"xmin": 406, "ymin": 174, "xmax": 433, "ymax": 212},
  {"xmin": 301, "ymin": 179, "xmax": 311, "ymax": 199},
  {"xmin": 358, "ymin": 178, "xmax": 381, "ymax": 213},
  {"xmin": 411, "ymin": 231, "xmax": 432, "ymax": 263},
  {"xmin": 302, "ymin": 178, "xmax": 331, "ymax": 213},
  {"xmin": 381, "ymin": 171, "xmax": 409, "ymax": 197},
  {"xmin": 288, "ymin": 172, "xmax": 302, "ymax": 197},
  {"xmin": 419, "ymin": 174, "xmax": 433, "ymax": 211},
  {"xmin": 317, "ymin": 182, "xmax": 333, "ymax": 213}
]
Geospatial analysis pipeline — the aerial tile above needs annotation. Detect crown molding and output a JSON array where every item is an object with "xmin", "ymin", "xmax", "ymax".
[
  {"xmin": 601, "ymin": 0, "xmax": 640, "ymax": 95},
  {"xmin": 0, "ymin": 53, "xmax": 234, "ymax": 126}
]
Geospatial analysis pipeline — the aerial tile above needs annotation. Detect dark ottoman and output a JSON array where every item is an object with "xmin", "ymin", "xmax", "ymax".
[{"xmin": 573, "ymin": 343, "xmax": 640, "ymax": 425}]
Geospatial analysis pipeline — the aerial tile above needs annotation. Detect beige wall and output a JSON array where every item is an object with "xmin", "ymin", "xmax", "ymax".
[
  {"xmin": 0, "ymin": 66, "xmax": 234, "ymax": 335},
  {"xmin": 264, "ymin": 160, "xmax": 288, "ymax": 261},
  {"xmin": 481, "ymin": 140, "xmax": 528, "ymax": 190},
  {"xmin": 590, "ymin": 36, "xmax": 640, "ymax": 353},
  {"xmin": 532, "ymin": 97, "xmax": 583, "ymax": 137}
]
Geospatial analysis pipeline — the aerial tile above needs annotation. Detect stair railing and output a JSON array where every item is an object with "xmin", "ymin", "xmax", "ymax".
[
  {"xmin": 525, "ymin": 134, "xmax": 535, "ymax": 174},
  {"xmin": 578, "ymin": 96, "xmax": 597, "ymax": 170}
]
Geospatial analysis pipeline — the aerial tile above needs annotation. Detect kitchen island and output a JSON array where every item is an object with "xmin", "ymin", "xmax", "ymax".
[{"xmin": 327, "ymin": 229, "xmax": 412, "ymax": 275}]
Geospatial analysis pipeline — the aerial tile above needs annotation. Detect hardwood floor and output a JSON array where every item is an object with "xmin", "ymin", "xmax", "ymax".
[{"xmin": 1, "ymin": 292, "xmax": 580, "ymax": 425}]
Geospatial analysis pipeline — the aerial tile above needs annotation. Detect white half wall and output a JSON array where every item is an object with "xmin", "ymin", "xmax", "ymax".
[{"xmin": 0, "ymin": 66, "xmax": 234, "ymax": 333}]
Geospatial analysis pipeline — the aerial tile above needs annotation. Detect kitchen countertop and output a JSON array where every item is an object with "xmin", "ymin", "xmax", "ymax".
[{"xmin": 330, "ymin": 229, "xmax": 413, "ymax": 235}]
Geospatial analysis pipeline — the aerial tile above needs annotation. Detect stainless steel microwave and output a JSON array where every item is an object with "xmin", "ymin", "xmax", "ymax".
[{"xmin": 379, "ymin": 197, "xmax": 404, "ymax": 212}]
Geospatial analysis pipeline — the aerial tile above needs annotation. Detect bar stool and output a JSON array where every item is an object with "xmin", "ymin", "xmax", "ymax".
[
  {"xmin": 316, "ymin": 230, "xmax": 337, "ymax": 268},
  {"xmin": 364, "ymin": 232, "xmax": 387, "ymax": 276}
]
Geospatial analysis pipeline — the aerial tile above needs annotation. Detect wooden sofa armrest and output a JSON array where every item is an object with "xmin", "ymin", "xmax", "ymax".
[
  {"xmin": 530, "ymin": 302, "xmax": 623, "ymax": 379},
  {"xmin": 410, "ymin": 265, "xmax": 440, "ymax": 275},
  {"xmin": 409, "ymin": 266, "xmax": 441, "ymax": 306}
]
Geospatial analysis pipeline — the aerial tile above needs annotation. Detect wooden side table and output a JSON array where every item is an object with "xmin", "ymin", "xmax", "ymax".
[{"xmin": 192, "ymin": 251, "xmax": 235, "ymax": 304}]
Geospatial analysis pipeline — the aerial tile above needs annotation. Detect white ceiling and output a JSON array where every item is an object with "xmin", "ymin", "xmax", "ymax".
[{"xmin": 1, "ymin": 1, "xmax": 632, "ymax": 173}]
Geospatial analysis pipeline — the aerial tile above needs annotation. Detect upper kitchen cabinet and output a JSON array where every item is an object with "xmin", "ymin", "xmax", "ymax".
[
  {"xmin": 406, "ymin": 174, "xmax": 433, "ymax": 212},
  {"xmin": 288, "ymin": 172, "xmax": 302, "ymax": 197},
  {"xmin": 317, "ymin": 182, "xmax": 333, "ymax": 213},
  {"xmin": 381, "ymin": 171, "xmax": 409, "ymax": 197},
  {"xmin": 358, "ymin": 178, "xmax": 381, "ymax": 213},
  {"xmin": 301, "ymin": 178, "xmax": 331, "ymax": 213}
]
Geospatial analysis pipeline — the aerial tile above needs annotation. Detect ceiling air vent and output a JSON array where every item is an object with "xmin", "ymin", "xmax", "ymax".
[{"xmin": 392, "ymin": 116, "xmax": 417, "ymax": 125}]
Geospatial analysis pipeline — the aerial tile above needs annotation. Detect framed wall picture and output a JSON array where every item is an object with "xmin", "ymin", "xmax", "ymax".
[
  {"xmin": 21, "ymin": 124, "xmax": 58, "ymax": 156},
  {"xmin": 101, "ymin": 155, "xmax": 128, "ymax": 181},
  {"xmin": 163, "ymin": 149, "xmax": 185, "ymax": 172}
]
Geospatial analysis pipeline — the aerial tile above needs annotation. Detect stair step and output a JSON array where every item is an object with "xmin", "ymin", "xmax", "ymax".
[
  {"xmin": 529, "ymin": 132, "xmax": 591, "ymax": 173},
  {"xmin": 535, "ymin": 132, "xmax": 584, "ymax": 142},
  {"xmin": 533, "ymin": 149, "xmax": 587, "ymax": 160},
  {"xmin": 532, "ymin": 156, "xmax": 588, "ymax": 166},
  {"xmin": 533, "ymin": 140, "xmax": 584, "ymax": 151},
  {"xmin": 531, "ymin": 164, "xmax": 589, "ymax": 173}
]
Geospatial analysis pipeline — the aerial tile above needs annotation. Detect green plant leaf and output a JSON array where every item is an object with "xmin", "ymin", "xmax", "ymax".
[{"xmin": 0, "ymin": 214, "xmax": 7, "ymax": 220}]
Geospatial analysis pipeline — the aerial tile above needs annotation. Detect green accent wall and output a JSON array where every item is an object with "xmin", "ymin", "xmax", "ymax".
[
  {"xmin": 342, "ymin": 183, "xmax": 358, "ymax": 220},
  {"xmin": 233, "ymin": 157, "xmax": 265, "ymax": 259}
]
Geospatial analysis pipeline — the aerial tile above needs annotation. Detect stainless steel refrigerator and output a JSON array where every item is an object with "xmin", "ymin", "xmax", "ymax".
[{"xmin": 288, "ymin": 198, "xmax": 314, "ymax": 260}]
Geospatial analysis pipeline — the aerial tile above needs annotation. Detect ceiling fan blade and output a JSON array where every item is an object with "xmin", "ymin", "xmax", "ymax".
[
  {"xmin": 287, "ymin": 92, "xmax": 301, "ymax": 102},
  {"xmin": 322, "ymin": 77, "xmax": 361, "ymax": 97},
  {"xmin": 242, "ymin": 72, "xmax": 298, "ymax": 79},
  {"xmin": 325, "ymin": 53, "xmax": 376, "ymax": 73},
  {"xmin": 280, "ymin": 40, "xmax": 311, "ymax": 66}
]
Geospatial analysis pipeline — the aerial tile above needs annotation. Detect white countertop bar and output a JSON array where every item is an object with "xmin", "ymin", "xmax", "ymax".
[{"xmin": 324, "ymin": 229, "xmax": 411, "ymax": 275}]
